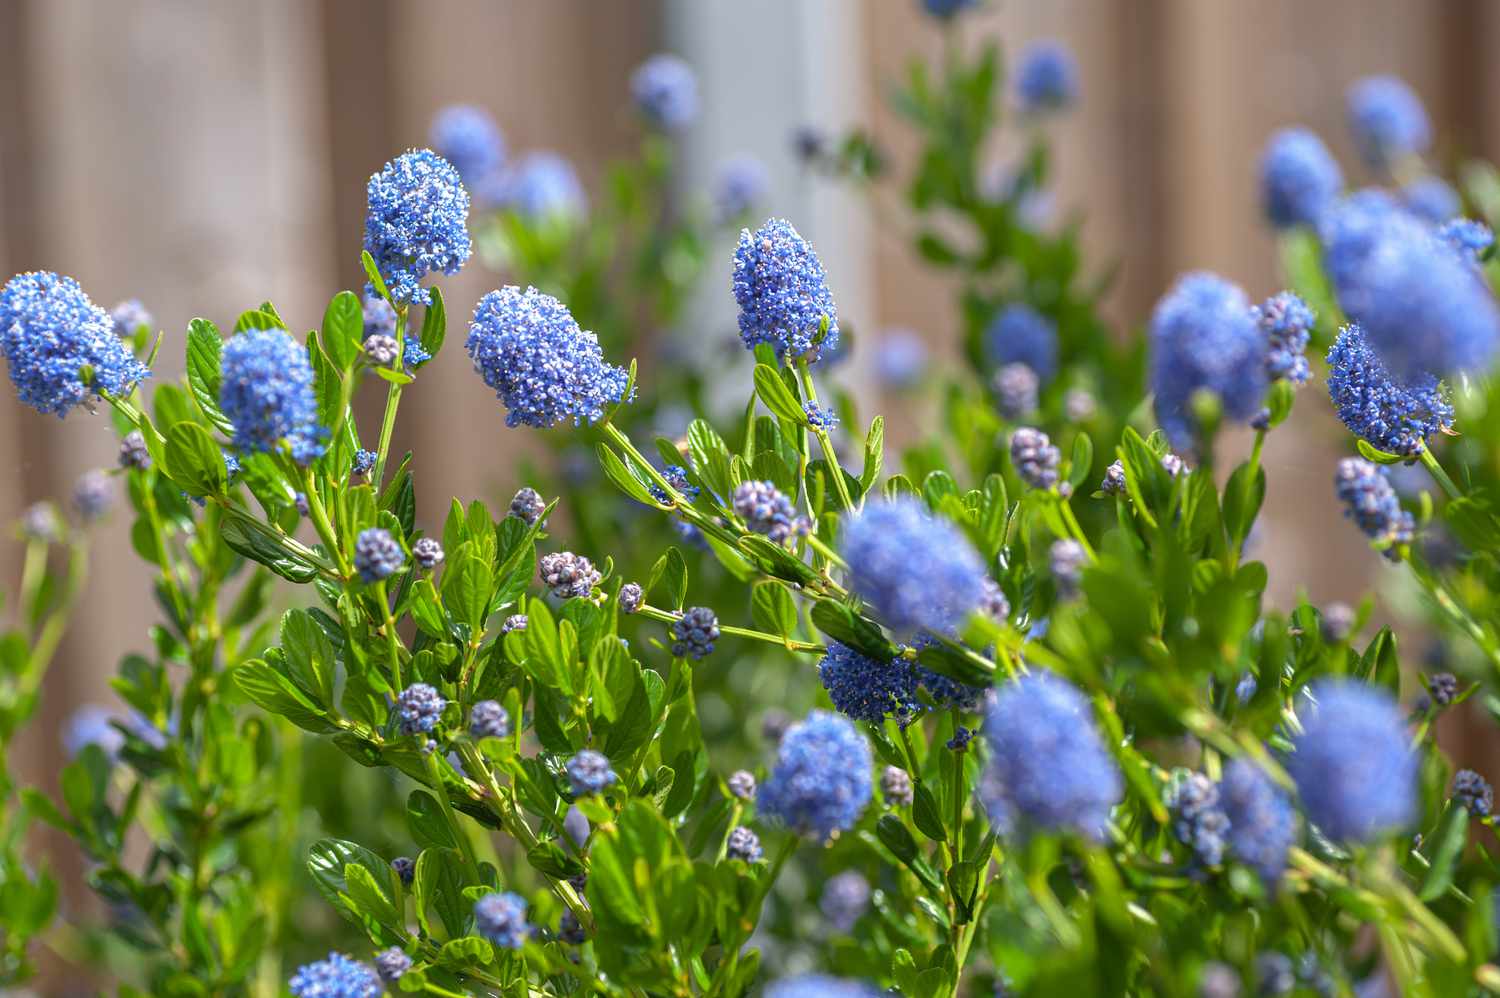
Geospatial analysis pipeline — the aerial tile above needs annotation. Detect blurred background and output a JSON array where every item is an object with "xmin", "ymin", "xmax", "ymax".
[{"xmin": 4, "ymin": 0, "xmax": 1500, "ymax": 973}]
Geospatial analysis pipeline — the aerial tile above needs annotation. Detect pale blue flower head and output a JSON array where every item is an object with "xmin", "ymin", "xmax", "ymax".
[
  {"xmin": 1287, "ymin": 680, "xmax": 1417, "ymax": 843},
  {"xmin": 363, "ymin": 148, "xmax": 471, "ymax": 306},
  {"xmin": 1327, "ymin": 324, "xmax": 1451, "ymax": 457},
  {"xmin": 466, "ymin": 286, "xmax": 631, "ymax": 428},
  {"xmin": 1219, "ymin": 758, "xmax": 1296, "ymax": 883},
  {"xmin": 474, "ymin": 891, "xmax": 531, "ymax": 949},
  {"xmin": 766, "ymin": 976, "xmax": 881, "ymax": 998},
  {"xmin": 841, "ymin": 497, "xmax": 985, "ymax": 636},
  {"xmin": 1015, "ymin": 41, "xmax": 1079, "ymax": 113},
  {"xmin": 1259, "ymin": 128, "xmax": 1343, "ymax": 229},
  {"xmin": 757, "ymin": 709, "xmax": 872, "ymax": 840},
  {"xmin": 1403, "ymin": 176, "xmax": 1460, "ymax": 224},
  {"xmin": 288, "ymin": 952, "xmax": 381, "ymax": 998},
  {"xmin": 713, "ymin": 155, "xmax": 770, "ymax": 221},
  {"xmin": 0, "ymin": 272, "xmax": 149, "ymax": 417},
  {"xmin": 986, "ymin": 303, "xmax": 1058, "ymax": 384},
  {"xmin": 219, "ymin": 328, "xmax": 326, "ymax": 464},
  {"xmin": 982, "ymin": 672, "xmax": 1122, "ymax": 839},
  {"xmin": 631, "ymin": 54, "xmax": 699, "ymax": 131},
  {"xmin": 429, "ymin": 104, "xmax": 505, "ymax": 184},
  {"xmin": 1149, "ymin": 272, "xmax": 1267, "ymax": 447},
  {"xmin": 732, "ymin": 218, "xmax": 840, "ymax": 364},
  {"xmin": 1334, "ymin": 456, "xmax": 1414, "ymax": 556},
  {"xmin": 488, "ymin": 152, "xmax": 586, "ymax": 221},
  {"xmin": 875, "ymin": 329, "xmax": 928, "ymax": 389},
  {"xmin": 1347, "ymin": 76, "xmax": 1431, "ymax": 169}
]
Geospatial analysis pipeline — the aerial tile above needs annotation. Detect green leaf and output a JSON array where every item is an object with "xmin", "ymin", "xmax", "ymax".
[
  {"xmin": 279, "ymin": 609, "xmax": 336, "ymax": 706},
  {"xmin": 860, "ymin": 415, "xmax": 885, "ymax": 491},
  {"xmin": 406, "ymin": 790, "xmax": 458, "ymax": 850},
  {"xmin": 1067, "ymin": 432, "xmax": 1094, "ymax": 491},
  {"xmin": 810, "ymin": 600, "xmax": 896, "ymax": 661},
  {"xmin": 441, "ymin": 546, "xmax": 491, "ymax": 631},
  {"xmin": 163, "ymin": 421, "xmax": 227, "ymax": 497},
  {"xmin": 232, "ymin": 660, "xmax": 335, "ymax": 733},
  {"xmin": 596, "ymin": 443, "xmax": 656, "ymax": 505},
  {"xmin": 306, "ymin": 838, "xmax": 395, "ymax": 929},
  {"xmin": 185, "ymin": 318, "xmax": 234, "ymax": 435},
  {"xmin": 232, "ymin": 308, "xmax": 282, "ymax": 333},
  {"xmin": 912, "ymin": 783, "xmax": 947, "ymax": 843},
  {"xmin": 320, "ymin": 290, "xmax": 362, "ymax": 371},
  {"xmin": 361, "ymin": 249, "xmax": 392, "ymax": 303},
  {"xmin": 1419, "ymin": 802, "xmax": 1470, "ymax": 901},
  {"xmin": 753, "ymin": 363, "xmax": 806, "ymax": 423},
  {"xmin": 218, "ymin": 514, "xmax": 320, "ymax": 583},
  {"xmin": 414, "ymin": 848, "xmax": 467, "ymax": 939},
  {"xmin": 750, "ymin": 582, "xmax": 798, "ymax": 639},
  {"xmin": 419, "ymin": 285, "xmax": 447, "ymax": 358},
  {"xmin": 1356, "ymin": 439, "xmax": 1406, "ymax": 465}
]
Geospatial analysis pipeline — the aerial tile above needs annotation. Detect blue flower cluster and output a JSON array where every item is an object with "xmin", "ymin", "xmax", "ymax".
[
  {"xmin": 1440, "ymin": 218, "xmax": 1494, "ymax": 261},
  {"xmin": 288, "ymin": 952, "xmax": 381, "ymax": 998},
  {"xmin": 473, "ymin": 891, "xmax": 531, "ymax": 949},
  {"xmin": 1166, "ymin": 772, "xmax": 1229, "ymax": 867},
  {"xmin": 1453, "ymin": 768, "xmax": 1493, "ymax": 817},
  {"xmin": 1327, "ymin": 324, "xmax": 1452, "ymax": 457},
  {"xmin": 732, "ymin": 218, "xmax": 840, "ymax": 365},
  {"xmin": 1049, "ymin": 539, "xmax": 1087, "ymax": 600},
  {"xmin": 649, "ymin": 464, "xmax": 698, "ymax": 504},
  {"xmin": 1403, "ymin": 176, "xmax": 1460, "ymax": 223},
  {"xmin": 363, "ymin": 149, "xmax": 472, "ymax": 306},
  {"xmin": 1149, "ymin": 272, "xmax": 1267, "ymax": 447},
  {"xmin": 220, "ymin": 328, "xmax": 327, "ymax": 464},
  {"xmin": 469, "ymin": 700, "xmax": 510, "ymax": 740},
  {"xmin": 819, "ymin": 641, "xmax": 920, "ymax": 724},
  {"xmin": 841, "ymin": 497, "xmax": 985, "ymax": 636},
  {"xmin": 72, "ymin": 470, "xmax": 114, "ymax": 521},
  {"xmin": 395, "ymin": 683, "xmax": 445, "ymax": 736},
  {"xmin": 0, "ymin": 272, "xmax": 150, "ymax": 417},
  {"xmin": 1218, "ymin": 758, "xmax": 1296, "ymax": 883},
  {"xmin": 672, "ymin": 606, "xmax": 719, "ymax": 659},
  {"xmin": 993, "ymin": 363, "xmax": 1038, "ymax": 420},
  {"xmin": 803, "ymin": 400, "xmax": 838, "ymax": 430},
  {"xmin": 985, "ymin": 303, "xmax": 1058, "ymax": 385},
  {"xmin": 1014, "ymin": 41, "xmax": 1079, "ymax": 113},
  {"xmin": 1334, "ymin": 457, "xmax": 1414, "ymax": 555},
  {"xmin": 766, "ymin": 976, "xmax": 881, "ymax": 998},
  {"xmin": 757, "ymin": 709, "xmax": 872, "ymax": 840},
  {"xmin": 1346, "ymin": 75, "xmax": 1431, "ymax": 169},
  {"xmin": 726, "ymin": 825, "xmax": 762, "ymax": 863},
  {"xmin": 466, "ymin": 286, "xmax": 632, "ymax": 428},
  {"xmin": 566, "ymin": 749, "xmax": 617, "ymax": 795},
  {"xmin": 539, "ymin": 551, "xmax": 600, "ymax": 599},
  {"xmin": 981, "ymin": 672, "xmax": 1121, "ymax": 839},
  {"xmin": 1320, "ymin": 189, "xmax": 1499, "ymax": 380},
  {"xmin": 412, "ymin": 537, "xmax": 444, "ymax": 570},
  {"xmin": 630, "ymin": 54, "xmax": 699, "ymax": 131},
  {"xmin": 1010, "ymin": 427, "xmax": 1060, "ymax": 490},
  {"xmin": 429, "ymin": 104, "xmax": 504, "ymax": 184},
  {"xmin": 1287, "ymin": 680, "xmax": 1417, "ymax": 843},
  {"xmin": 732, "ymin": 480, "xmax": 806, "ymax": 544},
  {"xmin": 820, "ymin": 870, "xmax": 871, "ymax": 932},
  {"xmin": 713, "ymin": 155, "xmax": 769, "ymax": 221},
  {"xmin": 1259, "ymin": 128, "xmax": 1342, "ymax": 229},
  {"xmin": 352, "ymin": 448, "xmax": 376, "ymax": 476},
  {"xmin": 510, "ymin": 486, "xmax": 546, "ymax": 525},
  {"xmin": 373, "ymin": 948, "xmax": 411, "ymax": 985},
  {"xmin": 487, "ymin": 152, "xmax": 586, "ymax": 221},
  {"xmin": 1254, "ymin": 292, "xmax": 1314, "ymax": 385},
  {"xmin": 874, "ymin": 330, "xmax": 928, "ymax": 389},
  {"xmin": 109, "ymin": 298, "xmax": 152, "ymax": 337},
  {"xmin": 354, "ymin": 527, "xmax": 405, "ymax": 582}
]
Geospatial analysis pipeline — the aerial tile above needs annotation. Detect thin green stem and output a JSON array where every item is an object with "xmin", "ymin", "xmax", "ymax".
[
  {"xmin": 374, "ymin": 580, "xmax": 404, "ymax": 691},
  {"xmin": 804, "ymin": 532, "xmax": 847, "ymax": 568},
  {"xmin": 1056, "ymin": 496, "xmax": 1095, "ymax": 560},
  {"xmin": 372, "ymin": 305, "xmax": 409, "ymax": 490},
  {"xmin": 300, "ymin": 467, "xmax": 351, "ymax": 579},
  {"xmin": 426, "ymin": 750, "xmax": 481, "ymax": 882},
  {"xmin": 1420, "ymin": 446, "xmax": 1462, "ymax": 501},
  {"xmin": 635, "ymin": 603, "xmax": 824, "ymax": 654},
  {"xmin": 1406, "ymin": 559, "xmax": 1500, "ymax": 676},
  {"xmin": 796, "ymin": 360, "xmax": 857, "ymax": 514}
]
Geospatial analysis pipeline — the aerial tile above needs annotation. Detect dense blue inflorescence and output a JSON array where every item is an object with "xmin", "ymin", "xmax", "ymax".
[
  {"xmin": 631, "ymin": 54, "xmax": 699, "ymax": 131},
  {"xmin": 672, "ymin": 606, "xmax": 720, "ymax": 659},
  {"xmin": 288, "ymin": 952, "xmax": 382, "ymax": 998},
  {"xmin": 765, "ymin": 976, "xmax": 882, "ymax": 998},
  {"xmin": 1167, "ymin": 772, "xmax": 1229, "ymax": 867},
  {"xmin": 820, "ymin": 870, "xmax": 871, "ymax": 933},
  {"xmin": 1259, "ymin": 128, "xmax": 1343, "ymax": 229},
  {"xmin": 566, "ymin": 749, "xmax": 618, "ymax": 795},
  {"xmin": 733, "ymin": 480, "xmax": 806, "ymax": 544},
  {"xmin": 373, "ymin": 948, "xmax": 411, "ymax": 985},
  {"xmin": 1440, "ymin": 218, "xmax": 1495, "ymax": 261},
  {"xmin": 841, "ymin": 497, "xmax": 985, "ymax": 636},
  {"xmin": 819, "ymin": 641, "xmax": 921, "ymax": 725},
  {"xmin": 1334, "ymin": 457, "xmax": 1414, "ymax": 556},
  {"xmin": 1287, "ymin": 680, "xmax": 1418, "ymax": 843},
  {"xmin": 1049, "ymin": 539, "xmax": 1088, "ymax": 600},
  {"xmin": 467, "ymin": 286, "xmax": 632, "ymax": 428},
  {"xmin": 474, "ymin": 891, "xmax": 531, "ymax": 949},
  {"xmin": 412, "ymin": 537, "xmax": 444, "ymax": 570},
  {"xmin": 1320, "ymin": 189, "xmax": 1500, "ymax": 380},
  {"xmin": 1010, "ymin": 426, "xmax": 1060, "ymax": 490},
  {"xmin": 1346, "ymin": 76, "xmax": 1431, "ymax": 169},
  {"xmin": 487, "ymin": 152, "xmax": 586, "ymax": 221},
  {"xmin": 1254, "ymin": 291, "xmax": 1314, "ymax": 385},
  {"xmin": 0, "ymin": 272, "xmax": 150, "ymax": 417},
  {"xmin": 429, "ymin": 104, "xmax": 505, "ymax": 185},
  {"xmin": 726, "ymin": 825, "xmax": 763, "ymax": 863},
  {"xmin": 757, "ymin": 709, "xmax": 872, "ymax": 840},
  {"xmin": 1453, "ymin": 769, "xmax": 1493, "ymax": 817},
  {"xmin": 1326, "ymin": 324, "xmax": 1452, "ymax": 457},
  {"xmin": 510, "ymin": 486, "xmax": 547, "ymax": 524},
  {"xmin": 985, "ymin": 303, "xmax": 1058, "ymax": 385},
  {"xmin": 1402, "ymin": 176, "xmax": 1460, "ymax": 223},
  {"xmin": 993, "ymin": 363, "xmax": 1039, "ymax": 420},
  {"xmin": 713, "ymin": 155, "xmax": 769, "ymax": 221},
  {"xmin": 363, "ymin": 149, "xmax": 471, "ymax": 306},
  {"xmin": 1014, "ymin": 41, "xmax": 1079, "ymax": 113},
  {"xmin": 618, "ymin": 582, "xmax": 643, "ymax": 615},
  {"xmin": 354, "ymin": 527, "xmax": 405, "ymax": 583},
  {"xmin": 72, "ymin": 470, "xmax": 114, "ymax": 521},
  {"xmin": 1219, "ymin": 758, "xmax": 1296, "ymax": 883},
  {"xmin": 1149, "ymin": 272, "xmax": 1267, "ymax": 447},
  {"xmin": 732, "ymin": 218, "xmax": 840, "ymax": 365},
  {"xmin": 539, "ymin": 551, "xmax": 600, "ymax": 599},
  {"xmin": 395, "ymin": 683, "xmax": 445, "ymax": 736},
  {"xmin": 352, "ymin": 448, "xmax": 376, "ymax": 476},
  {"xmin": 469, "ymin": 700, "xmax": 510, "ymax": 740},
  {"xmin": 649, "ymin": 463, "xmax": 698, "ymax": 504},
  {"xmin": 109, "ymin": 298, "xmax": 152, "ymax": 338},
  {"xmin": 220, "ymin": 328, "xmax": 327, "ymax": 464},
  {"xmin": 981, "ymin": 672, "xmax": 1122, "ymax": 839}
]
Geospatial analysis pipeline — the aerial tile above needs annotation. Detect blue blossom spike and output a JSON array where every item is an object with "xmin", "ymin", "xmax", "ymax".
[
  {"xmin": 985, "ymin": 304, "xmax": 1058, "ymax": 385},
  {"xmin": 395, "ymin": 683, "xmax": 445, "ymax": 736},
  {"xmin": 362, "ymin": 294, "xmax": 396, "ymax": 340},
  {"xmin": 766, "ymin": 976, "xmax": 882, "ymax": 998},
  {"xmin": 288, "ymin": 952, "xmax": 381, "ymax": 998},
  {"xmin": 429, "ymin": 104, "xmax": 505, "ymax": 185},
  {"xmin": 649, "ymin": 464, "xmax": 698, "ymax": 504},
  {"xmin": 820, "ymin": 870, "xmax": 870, "ymax": 932},
  {"xmin": 1327, "ymin": 324, "xmax": 1452, "ymax": 457},
  {"xmin": 713, "ymin": 155, "xmax": 770, "ymax": 221},
  {"xmin": 1287, "ymin": 680, "xmax": 1417, "ymax": 842},
  {"xmin": 1454, "ymin": 769, "xmax": 1493, "ymax": 817},
  {"xmin": 803, "ymin": 400, "xmax": 838, "ymax": 430},
  {"xmin": 1259, "ymin": 128, "xmax": 1343, "ymax": 229},
  {"xmin": 1254, "ymin": 292, "xmax": 1314, "ymax": 385},
  {"xmin": 1049, "ymin": 539, "xmax": 1087, "ymax": 600},
  {"xmin": 363, "ymin": 148, "xmax": 471, "ymax": 306},
  {"xmin": 818, "ymin": 641, "xmax": 921, "ymax": 724},
  {"xmin": 473, "ymin": 891, "xmax": 531, "ymax": 949},
  {"xmin": 1149, "ymin": 272, "xmax": 1267, "ymax": 447},
  {"xmin": 1347, "ymin": 76, "xmax": 1431, "ymax": 169},
  {"xmin": 373, "ymin": 948, "xmax": 411, "ymax": 985},
  {"xmin": 631, "ymin": 54, "xmax": 699, "ymax": 131},
  {"xmin": 467, "ymin": 286, "xmax": 632, "ymax": 428},
  {"xmin": 1010, "ymin": 427, "xmax": 1060, "ymax": 490},
  {"xmin": 1439, "ymin": 218, "xmax": 1494, "ymax": 261},
  {"xmin": 875, "ymin": 330, "xmax": 928, "ymax": 389},
  {"xmin": 352, "ymin": 448, "xmax": 376, "ymax": 476},
  {"xmin": 354, "ymin": 527, "xmax": 405, "ymax": 582},
  {"xmin": 0, "ymin": 272, "xmax": 150, "ymax": 417},
  {"xmin": 841, "ymin": 497, "xmax": 985, "ymax": 636},
  {"xmin": 220, "ymin": 328, "xmax": 327, "ymax": 464},
  {"xmin": 1014, "ymin": 41, "xmax": 1079, "ymax": 113},
  {"xmin": 1219, "ymin": 758, "xmax": 1296, "ymax": 883},
  {"xmin": 1321, "ymin": 189, "xmax": 1500, "ymax": 379},
  {"xmin": 618, "ymin": 582, "xmax": 644, "ymax": 614},
  {"xmin": 726, "ymin": 826, "xmax": 763, "ymax": 863},
  {"xmin": 510, "ymin": 487, "xmax": 547, "ymax": 524},
  {"xmin": 1334, "ymin": 457, "xmax": 1414, "ymax": 557},
  {"xmin": 109, "ymin": 299, "xmax": 152, "ymax": 338},
  {"xmin": 981, "ymin": 672, "xmax": 1122, "ymax": 839},
  {"xmin": 469, "ymin": 700, "xmax": 510, "ymax": 740},
  {"xmin": 566, "ymin": 749, "xmax": 617, "ymax": 795},
  {"xmin": 487, "ymin": 152, "xmax": 586, "ymax": 220},
  {"xmin": 757, "ymin": 709, "xmax": 872, "ymax": 840},
  {"xmin": 733, "ymin": 480, "xmax": 806, "ymax": 545},
  {"xmin": 1166, "ymin": 772, "xmax": 1230, "ymax": 866},
  {"xmin": 1403, "ymin": 176, "xmax": 1460, "ymax": 224},
  {"xmin": 732, "ymin": 218, "xmax": 840, "ymax": 365},
  {"xmin": 672, "ymin": 606, "xmax": 719, "ymax": 659},
  {"xmin": 539, "ymin": 551, "xmax": 600, "ymax": 599}
]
